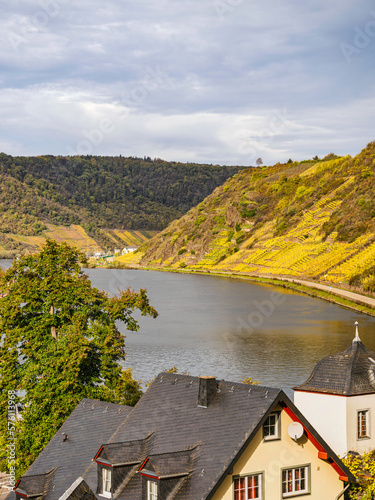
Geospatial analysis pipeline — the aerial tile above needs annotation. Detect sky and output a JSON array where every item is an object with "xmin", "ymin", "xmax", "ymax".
[{"xmin": 0, "ymin": 0, "xmax": 375, "ymax": 166}]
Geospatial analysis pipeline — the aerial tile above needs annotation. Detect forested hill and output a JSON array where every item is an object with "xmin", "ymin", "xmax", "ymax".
[
  {"xmin": 133, "ymin": 141, "xmax": 375, "ymax": 292},
  {"xmin": 0, "ymin": 154, "xmax": 241, "ymax": 255}
]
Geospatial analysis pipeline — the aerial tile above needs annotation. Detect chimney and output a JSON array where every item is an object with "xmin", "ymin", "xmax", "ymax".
[{"xmin": 198, "ymin": 376, "xmax": 217, "ymax": 408}]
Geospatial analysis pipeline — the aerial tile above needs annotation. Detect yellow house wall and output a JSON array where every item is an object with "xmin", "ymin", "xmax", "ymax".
[{"xmin": 212, "ymin": 406, "xmax": 346, "ymax": 500}]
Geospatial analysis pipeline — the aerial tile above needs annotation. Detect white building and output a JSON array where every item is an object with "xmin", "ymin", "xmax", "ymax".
[
  {"xmin": 122, "ymin": 246, "xmax": 138, "ymax": 254},
  {"xmin": 294, "ymin": 322, "xmax": 375, "ymax": 457}
]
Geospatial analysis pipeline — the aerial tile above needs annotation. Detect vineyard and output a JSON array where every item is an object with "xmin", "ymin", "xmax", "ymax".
[
  {"xmin": 137, "ymin": 142, "xmax": 375, "ymax": 291},
  {"xmin": 2, "ymin": 225, "xmax": 157, "ymax": 257}
]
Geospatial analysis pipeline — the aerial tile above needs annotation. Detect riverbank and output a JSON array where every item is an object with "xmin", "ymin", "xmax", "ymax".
[{"xmin": 118, "ymin": 263, "xmax": 375, "ymax": 318}]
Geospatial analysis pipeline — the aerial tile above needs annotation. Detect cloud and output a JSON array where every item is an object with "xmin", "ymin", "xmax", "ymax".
[{"xmin": 0, "ymin": 0, "xmax": 374, "ymax": 164}]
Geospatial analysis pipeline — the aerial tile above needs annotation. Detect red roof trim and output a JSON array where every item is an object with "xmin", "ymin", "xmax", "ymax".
[
  {"xmin": 14, "ymin": 479, "xmax": 21, "ymax": 489},
  {"xmin": 95, "ymin": 460, "xmax": 113, "ymax": 468},
  {"xmin": 138, "ymin": 457, "xmax": 149, "ymax": 472},
  {"xmin": 93, "ymin": 445, "xmax": 103, "ymax": 460},
  {"xmin": 282, "ymin": 405, "xmax": 348, "ymax": 480},
  {"xmin": 293, "ymin": 389, "xmax": 347, "ymax": 397},
  {"xmin": 15, "ymin": 492, "xmax": 28, "ymax": 498},
  {"xmin": 139, "ymin": 472, "xmax": 160, "ymax": 480}
]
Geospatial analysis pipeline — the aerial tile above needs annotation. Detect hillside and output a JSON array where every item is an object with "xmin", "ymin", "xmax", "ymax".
[
  {"xmin": 0, "ymin": 154, "xmax": 241, "ymax": 255},
  {"xmin": 130, "ymin": 142, "xmax": 375, "ymax": 292}
]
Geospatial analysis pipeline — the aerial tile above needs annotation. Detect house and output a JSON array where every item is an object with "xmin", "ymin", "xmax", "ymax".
[
  {"xmin": 11, "ymin": 373, "xmax": 354, "ymax": 500},
  {"xmin": 122, "ymin": 247, "xmax": 138, "ymax": 255},
  {"xmin": 294, "ymin": 322, "xmax": 375, "ymax": 458}
]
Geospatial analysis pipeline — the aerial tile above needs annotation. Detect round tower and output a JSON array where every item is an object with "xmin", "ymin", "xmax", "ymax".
[{"xmin": 294, "ymin": 322, "xmax": 375, "ymax": 457}]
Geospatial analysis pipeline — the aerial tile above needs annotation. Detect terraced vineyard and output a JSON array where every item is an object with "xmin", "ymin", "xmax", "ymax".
[
  {"xmin": 3, "ymin": 225, "xmax": 157, "ymax": 256},
  {"xmin": 133, "ymin": 142, "xmax": 375, "ymax": 291}
]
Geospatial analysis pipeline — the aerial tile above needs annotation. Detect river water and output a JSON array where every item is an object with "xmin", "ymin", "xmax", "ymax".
[
  {"xmin": 86, "ymin": 268, "xmax": 375, "ymax": 397},
  {"xmin": 2, "ymin": 260, "xmax": 375, "ymax": 396}
]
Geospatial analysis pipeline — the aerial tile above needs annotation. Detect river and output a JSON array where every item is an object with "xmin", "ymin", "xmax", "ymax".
[
  {"xmin": 86, "ymin": 268, "xmax": 375, "ymax": 396},
  {"xmin": 2, "ymin": 260, "xmax": 375, "ymax": 396}
]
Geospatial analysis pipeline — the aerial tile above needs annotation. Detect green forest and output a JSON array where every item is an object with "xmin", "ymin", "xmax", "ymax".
[{"xmin": 0, "ymin": 154, "xmax": 241, "ymax": 252}]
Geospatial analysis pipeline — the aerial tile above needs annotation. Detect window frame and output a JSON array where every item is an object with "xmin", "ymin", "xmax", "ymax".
[
  {"xmin": 263, "ymin": 411, "xmax": 281, "ymax": 441},
  {"xmin": 281, "ymin": 465, "xmax": 310, "ymax": 498},
  {"xmin": 147, "ymin": 480, "xmax": 158, "ymax": 500},
  {"xmin": 233, "ymin": 472, "xmax": 263, "ymax": 500},
  {"xmin": 100, "ymin": 466, "xmax": 112, "ymax": 498},
  {"xmin": 357, "ymin": 409, "xmax": 370, "ymax": 440}
]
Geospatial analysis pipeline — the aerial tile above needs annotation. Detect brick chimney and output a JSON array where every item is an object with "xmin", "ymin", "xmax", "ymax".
[{"xmin": 198, "ymin": 376, "xmax": 217, "ymax": 408}]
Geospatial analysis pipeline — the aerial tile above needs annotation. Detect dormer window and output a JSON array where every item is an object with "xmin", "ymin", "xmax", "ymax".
[
  {"xmin": 147, "ymin": 480, "xmax": 158, "ymax": 499},
  {"xmin": 101, "ymin": 467, "xmax": 112, "ymax": 498},
  {"xmin": 263, "ymin": 411, "xmax": 280, "ymax": 441}
]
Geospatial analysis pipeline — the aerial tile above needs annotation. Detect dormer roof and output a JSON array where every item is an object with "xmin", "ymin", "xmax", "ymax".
[
  {"xmin": 94, "ymin": 434, "xmax": 155, "ymax": 466},
  {"xmin": 138, "ymin": 447, "xmax": 199, "ymax": 480},
  {"xmin": 14, "ymin": 468, "xmax": 57, "ymax": 499},
  {"xmin": 294, "ymin": 338, "xmax": 375, "ymax": 396}
]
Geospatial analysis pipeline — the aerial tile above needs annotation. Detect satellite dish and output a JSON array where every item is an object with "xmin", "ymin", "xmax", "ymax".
[{"xmin": 288, "ymin": 422, "xmax": 304, "ymax": 441}]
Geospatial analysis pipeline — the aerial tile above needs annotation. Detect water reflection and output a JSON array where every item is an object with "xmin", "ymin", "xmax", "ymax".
[
  {"xmin": 2, "ymin": 259, "xmax": 374, "ymax": 397},
  {"xmin": 84, "ymin": 269, "xmax": 375, "ymax": 396}
]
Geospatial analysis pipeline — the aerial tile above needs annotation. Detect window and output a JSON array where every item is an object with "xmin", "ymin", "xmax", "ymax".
[
  {"xmin": 263, "ymin": 412, "xmax": 280, "ymax": 440},
  {"xmin": 147, "ymin": 480, "xmax": 158, "ymax": 500},
  {"xmin": 357, "ymin": 410, "xmax": 370, "ymax": 439},
  {"xmin": 282, "ymin": 466, "xmax": 309, "ymax": 497},
  {"xmin": 101, "ymin": 467, "xmax": 112, "ymax": 497},
  {"xmin": 234, "ymin": 474, "xmax": 262, "ymax": 500}
]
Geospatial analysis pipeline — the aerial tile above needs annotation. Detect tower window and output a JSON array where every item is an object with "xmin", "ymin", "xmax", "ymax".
[{"xmin": 357, "ymin": 410, "xmax": 370, "ymax": 439}]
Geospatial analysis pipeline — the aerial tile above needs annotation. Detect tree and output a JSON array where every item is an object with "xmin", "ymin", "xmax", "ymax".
[
  {"xmin": 0, "ymin": 240, "xmax": 158, "ymax": 476},
  {"xmin": 256, "ymin": 158, "xmax": 263, "ymax": 167},
  {"xmin": 343, "ymin": 450, "xmax": 375, "ymax": 498},
  {"xmin": 242, "ymin": 377, "xmax": 260, "ymax": 385}
]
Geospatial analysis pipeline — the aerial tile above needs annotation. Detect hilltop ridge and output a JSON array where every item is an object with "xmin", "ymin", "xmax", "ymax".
[
  {"xmin": 0, "ymin": 154, "xmax": 241, "ymax": 256},
  {"xmin": 130, "ymin": 142, "xmax": 375, "ymax": 292}
]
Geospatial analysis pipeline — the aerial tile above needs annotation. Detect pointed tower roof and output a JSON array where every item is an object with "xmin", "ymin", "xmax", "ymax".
[{"xmin": 294, "ymin": 324, "xmax": 375, "ymax": 396}]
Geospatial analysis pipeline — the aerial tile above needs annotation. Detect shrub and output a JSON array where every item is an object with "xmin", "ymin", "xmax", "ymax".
[
  {"xmin": 362, "ymin": 275, "xmax": 375, "ymax": 292},
  {"xmin": 195, "ymin": 215, "xmax": 206, "ymax": 227},
  {"xmin": 178, "ymin": 248, "xmax": 187, "ymax": 255}
]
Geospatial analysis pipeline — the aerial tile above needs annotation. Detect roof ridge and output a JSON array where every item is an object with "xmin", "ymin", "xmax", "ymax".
[{"xmin": 158, "ymin": 371, "xmax": 281, "ymax": 392}]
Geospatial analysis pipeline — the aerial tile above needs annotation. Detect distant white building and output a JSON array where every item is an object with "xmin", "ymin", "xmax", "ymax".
[
  {"xmin": 294, "ymin": 322, "xmax": 375, "ymax": 457},
  {"xmin": 122, "ymin": 246, "xmax": 138, "ymax": 254}
]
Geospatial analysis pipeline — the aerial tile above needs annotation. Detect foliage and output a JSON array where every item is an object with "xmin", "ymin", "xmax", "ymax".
[
  {"xmin": 0, "ymin": 240, "xmax": 158, "ymax": 476},
  {"xmin": 0, "ymin": 154, "xmax": 240, "ymax": 242},
  {"xmin": 242, "ymin": 377, "xmax": 260, "ymax": 385},
  {"xmin": 135, "ymin": 142, "xmax": 375, "ymax": 291},
  {"xmin": 343, "ymin": 451, "xmax": 375, "ymax": 499}
]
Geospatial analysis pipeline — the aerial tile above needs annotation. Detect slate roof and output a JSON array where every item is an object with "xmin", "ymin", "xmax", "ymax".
[
  {"xmin": 16, "ymin": 469, "xmax": 57, "ymax": 499},
  {"xmin": 139, "ymin": 447, "xmax": 199, "ymax": 479},
  {"xmin": 294, "ymin": 339, "xmax": 375, "ymax": 396},
  {"xmin": 96, "ymin": 434, "xmax": 154, "ymax": 465},
  {"xmin": 12, "ymin": 372, "xmax": 355, "ymax": 500},
  {"xmin": 11, "ymin": 399, "xmax": 131, "ymax": 500}
]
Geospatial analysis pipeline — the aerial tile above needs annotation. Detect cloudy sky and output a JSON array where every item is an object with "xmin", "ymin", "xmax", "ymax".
[{"xmin": 0, "ymin": 0, "xmax": 374, "ymax": 165}]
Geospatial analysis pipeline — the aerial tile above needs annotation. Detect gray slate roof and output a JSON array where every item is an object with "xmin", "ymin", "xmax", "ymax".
[
  {"xmin": 12, "ymin": 399, "xmax": 131, "ymax": 500},
  {"xmin": 294, "ymin": 340, "xmax": 375, "ymax": 396},
  {"xmin": 12, "ymin": 372, "xmax": 355, "ymax": 500},
  {"xmin": 102, "ymin": 373, "xmax": 282, "ymax": 499}
]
